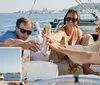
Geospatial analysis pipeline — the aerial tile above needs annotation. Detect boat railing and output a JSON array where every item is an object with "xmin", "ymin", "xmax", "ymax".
[{"xmin": 31, "ymin": 75, "xmax": 100, "ymax": 85}]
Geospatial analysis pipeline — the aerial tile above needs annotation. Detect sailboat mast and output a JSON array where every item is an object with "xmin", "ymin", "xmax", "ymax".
[{"xmin": 28, "ymin": 0, "xmax": 37, "ymax": 18}]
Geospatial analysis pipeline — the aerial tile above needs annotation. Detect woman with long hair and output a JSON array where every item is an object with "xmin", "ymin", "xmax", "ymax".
[{"xmin": 49, "ymin": 9, "xmax": 94, "ymax": 75}]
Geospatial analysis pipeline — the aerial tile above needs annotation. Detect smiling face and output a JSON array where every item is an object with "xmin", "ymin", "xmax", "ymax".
[
  {"xmin": 65, "ymin": 13, "xmax": 78, "ymax": 28},
  {"xmin": 64, "ymin": 9, "xmax": 80, "ymax": 28}
]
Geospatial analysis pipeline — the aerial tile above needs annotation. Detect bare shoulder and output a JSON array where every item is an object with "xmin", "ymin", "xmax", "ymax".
[
  {"xmin": 55, "ymin": 27, "xmax": 65, "ymax": 34},
  {"xmin": 77, "ymin": 28, "xmax": 83, "ymax": 34}
]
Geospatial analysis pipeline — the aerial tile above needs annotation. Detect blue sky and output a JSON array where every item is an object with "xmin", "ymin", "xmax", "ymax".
[
  {"xmin": 0, "ymin": 0, "xmax": 80, "ymax": 13},
  {"xmin": 0, "ymin": 47, "xmax": 21, "ymax": 73},
  {"xmin": 0, "ymin": 0, "xmax": 100, "ymax": 13},
  {"xmin": 0, "ymin": 0, "xmax": 77, "ymax": 13}
]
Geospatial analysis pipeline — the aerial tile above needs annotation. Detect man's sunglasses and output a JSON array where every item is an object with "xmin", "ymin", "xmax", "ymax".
[
  {"xmin": 18, "ymin": 27, "xmax": 32, "ymax": 35},
  {"xmin": 66, "ymin": 17, "xmax": 78, "ymax": 22}
]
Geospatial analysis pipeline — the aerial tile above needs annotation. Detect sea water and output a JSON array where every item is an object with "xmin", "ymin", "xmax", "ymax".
[
  {"xmin": 2, "ymin": 73, "xmax": 20, "ymax": 81},
  {"xmin": 1, "ymin": 13, "xmax": 100, "ymax": 35},
  {"xmin": 0, "ymin": 13, "xmax": 64, "ymax": 35}
]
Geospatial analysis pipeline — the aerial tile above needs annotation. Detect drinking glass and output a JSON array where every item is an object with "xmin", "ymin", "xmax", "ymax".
[{"xmin": 34, "ymin": 34, "xmax": 43, "ymax": 52}]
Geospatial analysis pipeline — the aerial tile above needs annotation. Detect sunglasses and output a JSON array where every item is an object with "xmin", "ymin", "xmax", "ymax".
[
  {"xmin": 66, "ymin": 17, "xmax": 78, "ymax": 22},
  {"xmin": 18, "ymin": 27, "xmax": 32, "ymax": 35}
]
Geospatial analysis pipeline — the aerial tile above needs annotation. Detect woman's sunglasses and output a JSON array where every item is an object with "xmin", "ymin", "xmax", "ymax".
[
  {"xmin": 66, "ymin": 17, "xmax": 78, "ymax": 22},
  {"xmin": 18, "ymin": 27, "xmax": 32, "ymax": 35}
]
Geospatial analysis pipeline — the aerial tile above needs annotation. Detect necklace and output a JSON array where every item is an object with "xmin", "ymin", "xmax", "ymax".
[{"xmin": 68, "ymin": 65, "xmax": 77, "ymax": 74}]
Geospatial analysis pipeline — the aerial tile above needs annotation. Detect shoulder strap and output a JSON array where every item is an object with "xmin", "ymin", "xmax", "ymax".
[{"xmin": 72, "ymin": 29, "xmax": 78, "ymax": 45}]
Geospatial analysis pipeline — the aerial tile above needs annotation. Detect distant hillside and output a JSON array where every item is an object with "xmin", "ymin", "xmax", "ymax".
[
  {"xmin": 16, "ymin": 3, "xmax": 100, "ymax": 14},
  {"xmin": 62, "ymin": 3, "xmax": 100, "ymax": 13},
  {"xmin": 73, "ymin": 3, "xmax": 100, "ymax": 11}
]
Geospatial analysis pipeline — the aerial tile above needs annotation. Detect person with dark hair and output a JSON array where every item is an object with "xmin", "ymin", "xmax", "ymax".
[
  {"xmin": 63, "ymin": 9, "xmax": 80, "ymax": 26},
  {"xmin": 48, "ymin": 9, "xmax": 94, "ymax": 75},
  {"xmin": 46, "ymin": 23, "xmax": 100, "ymax": 75}
]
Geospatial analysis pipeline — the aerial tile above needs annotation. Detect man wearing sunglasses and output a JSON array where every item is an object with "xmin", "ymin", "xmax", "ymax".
[{"xmin": 0, "ymin": 17, "xmax": 39, "ymax": 52}]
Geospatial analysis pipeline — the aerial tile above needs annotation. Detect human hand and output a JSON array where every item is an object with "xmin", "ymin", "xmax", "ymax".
[
  {"xmin": 5, "ymin": 38, "xmax": 40, "ymax": 52},
  {"xmin": 46, "ymin": 38, "xmax": 61, "ymax": 52},
  {"xmin": 93, "ymin": 72, "xmax": 100, "ymax": 76},
  {"xmin": 28, "ymin": 40, "xmax": 40, "ymax": 52},
  {"xmin": 19, "ymin": 40, "xmax": 40, "ymax": 52}
]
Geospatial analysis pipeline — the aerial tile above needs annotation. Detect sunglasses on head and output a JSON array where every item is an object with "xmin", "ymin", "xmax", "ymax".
[
  {"xmin": 18, "ymin": 27, "xmax": 32, "ymax": 35},
  {"xmin": 66, "ymin": 17, "xmax": 78, "ymax": 22}
]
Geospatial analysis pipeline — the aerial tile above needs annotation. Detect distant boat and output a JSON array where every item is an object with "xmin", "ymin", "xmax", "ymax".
[{"xmin": 0, "ymin": 73, "xmax": 4, "ymax": 81}]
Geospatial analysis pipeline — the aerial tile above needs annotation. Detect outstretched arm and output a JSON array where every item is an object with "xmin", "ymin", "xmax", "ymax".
[
  {"xmin": 5, "ymin": 38, "xmax": 39, "ymax": 52},
  {"xmin": 58, "ymin": 47, "xmax": 100, "ymax": 64},
  {"xmin": 0, "ymin": 42, "xmax": 9, "ymax": 47},
  {"xmin": 47, "ymin": 39, "xmax": 100, "ymax": 64}
]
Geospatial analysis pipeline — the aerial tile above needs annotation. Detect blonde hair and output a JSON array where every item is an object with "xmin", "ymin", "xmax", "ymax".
[{"xmin": 16, "ymin": 17, "xmax": 33, "ymax": 28}]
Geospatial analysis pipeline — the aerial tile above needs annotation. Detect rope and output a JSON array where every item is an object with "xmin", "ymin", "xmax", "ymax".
[
  {"xmin": 28, "ymin": 0, "xmax": 36, "ymax": 18},
  {"xmin": 88, "ymin": 0, "xmax": 95, "ymax": 11},
  {"xmin": 75, "ymin": 0, "xmax": 99, "ymax": 20}
]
